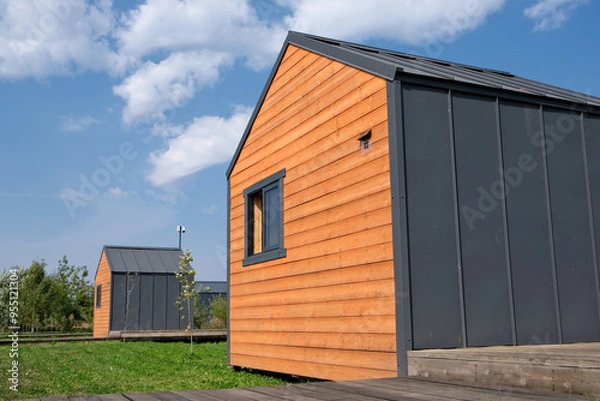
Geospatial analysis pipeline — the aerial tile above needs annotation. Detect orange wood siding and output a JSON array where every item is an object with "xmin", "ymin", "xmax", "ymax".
[
  {"xmin": 93, "ymin": 251, "xmax": 111, "ymax": 338},
  {"xmin": 228, "ymin": 45, "xmax": 396, "ymax": 381}
]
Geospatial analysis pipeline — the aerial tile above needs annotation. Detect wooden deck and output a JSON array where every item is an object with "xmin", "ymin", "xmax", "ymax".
[
  {"xmin": 110, "ymin": 330, "xmax": 226, "ymax": 342},
  {"xmin": 19, "ymin": 377, "xmax": 592, "ymax": 401},
  {"xmin": 408, "ymin": 342, "xmax": 600, "ymax": 396}
]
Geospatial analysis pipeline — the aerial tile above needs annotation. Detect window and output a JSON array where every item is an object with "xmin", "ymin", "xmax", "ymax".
[
  {"xmin": 96, "ymin": 284, "xmax": 102, "ymax": 308},
  {"xmin": 243, "ymin": 169, "xmax": 286, "ymax": 266}
]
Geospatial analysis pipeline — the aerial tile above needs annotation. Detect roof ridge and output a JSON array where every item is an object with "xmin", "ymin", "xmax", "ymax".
[{"xmin": 103, "ymin": 245, "xmax": 181, "ymax": 251}]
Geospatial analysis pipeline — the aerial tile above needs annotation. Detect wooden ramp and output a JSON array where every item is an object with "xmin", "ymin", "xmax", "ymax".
[
  {"xmin": 408, "ymin": 342, "xmax": 600, "ymax": 396},
  {"xmin": 18, "ymin": 377, "xmax": 592, "ymax": 401}
]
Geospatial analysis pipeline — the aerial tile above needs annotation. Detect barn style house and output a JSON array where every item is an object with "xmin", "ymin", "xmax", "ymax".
[
  {"xmin": 93, "ymin": 246, "xmax": 190, "ymax": 338},
  {"xmin": 226, "ymin": 31, "xmax": 600, "ymax": 381}
]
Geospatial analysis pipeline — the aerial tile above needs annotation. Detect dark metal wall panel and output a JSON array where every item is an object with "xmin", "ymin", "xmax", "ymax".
[
  {"xmin": 499, "ymin": 101, "xmax": 559, "ymax": 344},
  {"xmin": 402, "ymin": 84, "xmax": 463, "ymax": 349},
  {"xmin": 110, "ymin": 273, "xmax": 126, "ymax": 331},
  {"xmin": 545, "ymin": 108, "xmax": 600, "ymax": 342},
  {"xmin": 166, "ymin": 275, "xmax": 180, "ymax": 330},
  {"xmin": 153, "ymin": 275, "xmax": 167, "ymax": 330},
  {"xmin": 387, "ymin": 80, "xmax": 412, "ymax": 375},
  {"xmin": 125, "ymin": 274, "xmax": 141, "ymax": 330},
  {"xmin": 585, "ymin": 115, "xmax": 600, "ymax": 296},
  {"xmin": 453, "ymin": 92, "xmax": 512, "ymax": 347},
  {"xmin": 139, "ymin": 275, "xmax": 154, "ymax": 330}
]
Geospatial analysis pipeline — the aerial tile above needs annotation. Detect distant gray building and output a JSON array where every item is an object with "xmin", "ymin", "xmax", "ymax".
[{"xmin": 196, "ymin": 281, "xmax": 227, "ymax": 308}]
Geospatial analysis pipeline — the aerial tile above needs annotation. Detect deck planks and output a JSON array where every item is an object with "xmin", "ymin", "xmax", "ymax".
[
  {"xmin": 408, "ymin": 342, "xmax": 600, "ymax": 396},
  {"xmin": 23, "ymin": 377, "xmax": 593, "ymax": 401}
]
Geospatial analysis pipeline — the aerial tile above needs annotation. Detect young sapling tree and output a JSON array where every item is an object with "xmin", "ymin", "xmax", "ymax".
[{"xmin": 175, "ymin": 249, "xmax": 198, "ymax": 354}]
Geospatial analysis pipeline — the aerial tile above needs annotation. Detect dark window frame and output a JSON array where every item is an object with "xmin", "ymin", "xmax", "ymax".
[
  {"xmin": 243, "ymin": 169, "xmax": 286, "ymax": 266},
  {"xmin": 96, "ymin": 284, "xmax": 102, "ymax": 308}
]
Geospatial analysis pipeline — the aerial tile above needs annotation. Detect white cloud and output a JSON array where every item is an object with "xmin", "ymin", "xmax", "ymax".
[
  {"xmin": 59, "ymin": 115, "xmax": 100, "ymax": 132},
  {"xmin": 524, "ymin": 0, "xmax": 588, "ymax": 31},
  {"xmin": 1, "ymin": 0, "xmax": 509, "ymax": 187},
  {"xmin": 115, "ymin": 0, "xmax": 286, "ymax": 69},
  {"xmin": 134, "ymin": 0, "xmax": 508, "ymax": 186},
  {"xmin": 113, "ymin": 50, "xmax": 233, "ymax": 125},
  {"xmin": 147, "ymin": 107, "xmax": 252, "ymax": 186},
  {"xmin": 0, "ymin": 0, "xmax": 129, "ymax": 79},
  {"xmin": 282, "ymin": 0, "xmax": 506, "ymax": 46}
]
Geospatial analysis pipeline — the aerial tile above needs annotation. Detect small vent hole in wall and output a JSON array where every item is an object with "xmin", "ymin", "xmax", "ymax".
[{"xmin": 358, "ymin": 129, "xmax": 372, "ymax": 154}]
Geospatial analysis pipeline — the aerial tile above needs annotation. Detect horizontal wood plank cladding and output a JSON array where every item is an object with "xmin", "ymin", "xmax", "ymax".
[
  {"xmin": 230, "ymin": 354, "xmax": 397, "ymax": 382},
  {"xmin": 229, "ymin": 122, "xmax": 389, "ymax": 218},
  {"xmin": 233, "ymin": 86, "xmax": 387, "ymax": 186},
  {"xmin": 230, "ymin": 242, "xmax": 393, "ymax": 286},
  {"xmin": 230, "ymin": 277, "xmax": 395, "ymax": 308},
  {"xmin": 258, "ymin": 52, "xmax": 341, "ymax": 119},
  {"xmin": 231, "ymin": 261, "xmax": 393, "ymax": 297},
  {"xmin": 231, "ymin": 296, "xmax": 395, "ymax": 320},
  {"xmin": 252, "ymin": 65, "xmax": 367, "ymax": 142},
  {"xmin": 231, "ymin": 343, "xmax": 396, "ymax": 372},
  {"xmin": 286, "ymin": 170, "xmax": 391, "ymax": 220},
  {"xmin": 93, "ymin": 251, "xmax": 111, "ymax": 338},
  {"xmin": 231, "ymin": 315, "xmax": 395, "ymax": 334},
  {"xmin": 231, "ymin": 331, "xmax": 396, "ymax": 353},
  {"xmin": 228, "ymin": 45, "xmax": 395, "ymax": 380},
  {"xmin": 231, "ymin": 225, "xmax": 393, "ymax": 266},
  {"xmin": 230, "ymin": 187, "xmax": 391, "ymax": 244}
]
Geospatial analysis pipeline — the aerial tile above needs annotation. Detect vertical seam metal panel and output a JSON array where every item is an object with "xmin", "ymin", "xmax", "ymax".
[
  {"xmin": 109, "ymin": 271, "xmax": 114, "ymax": 331},
  {"xmin": 226, "ymin": 180, "xmax": 232, "ymax": 367},
  {"xmin": 580, "ymin": 113, "xmax": 600, "ymax": 323},
  {"xmin": 447, "ymin": 89, "xmax": 468, "ymax": 348},
  {"xmin": 495, "ymin": 97, "xmax": 518, "ymax": 346},
  {"xmin": 387, "ymin": 78, "xmax": 413, "ymax": 376},
  {"xmin": 150, "ymin": 275, "xmax": 156, "ymax": 330},
  {"xmin": 539, "ymin": 105, "xmax": 564, "ymax": 343}
]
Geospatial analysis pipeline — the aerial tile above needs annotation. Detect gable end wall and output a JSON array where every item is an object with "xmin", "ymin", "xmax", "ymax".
[
  {"xmin": 228, "ymin": 45, "xmax": 397, "ymax": 381},
  {"xmin": 93, "ymin": 251, "xmax": 111, "ymax": 338}
]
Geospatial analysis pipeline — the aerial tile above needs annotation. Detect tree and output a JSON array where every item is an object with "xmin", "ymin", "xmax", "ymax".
[
  {"xmin": 46, "ymin": 257, "xmax": 93, "ymax": 331},
  {"xmin": 1, "ymin": 257, "xmax": 93, "ymax": 333},
  {"xmin": 20, "ymin": 260, "xmax": 47, "ymax": 332},
  {"xmin": 56, "ymin": 256, "xmax": 93, "ymax": 324},
  {"xmin": 175, "ymin": 249, "xmax": 198, "ymax": 354}
]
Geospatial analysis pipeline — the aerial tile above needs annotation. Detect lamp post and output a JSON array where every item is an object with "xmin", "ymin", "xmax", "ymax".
[{"xmin": 177, "ymin": 225, "xmax": 186, "ymax": 249}]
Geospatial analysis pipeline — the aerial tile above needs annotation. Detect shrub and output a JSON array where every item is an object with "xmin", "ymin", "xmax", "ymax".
[{"xmin": 210, "ymin": 294, "xmax": 227, "ymax": 328}]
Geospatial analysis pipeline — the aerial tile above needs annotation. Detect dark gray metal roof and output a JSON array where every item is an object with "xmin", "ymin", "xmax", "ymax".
[
  {"xmin": 226, "ymin": 31, "xmax": 600, "ymax": 178},
  {"xmin": 103, "ymin": 246, "xmax": 183, "ymax": 274},
  {"xmin": 196, "ymin": 281, "xmax": 228, "ymax": 293},
  {"xmin": 288, "ymin": 31, "xmax": 600, "ymax": 107}
]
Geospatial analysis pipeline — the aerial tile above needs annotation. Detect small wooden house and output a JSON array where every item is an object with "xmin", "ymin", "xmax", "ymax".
[
  {"xmin": 93, "ymin": 246, "xmax": 190, "ymax": 338},
  {"xmin": 226, "ymin": 31, "xmax": 600, "ymax": 381}
]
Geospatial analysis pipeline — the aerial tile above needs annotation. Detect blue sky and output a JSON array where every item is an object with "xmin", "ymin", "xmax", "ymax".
[{"xmin": 0, "ymin": 0, "xmax": 598, "ymax": 281}]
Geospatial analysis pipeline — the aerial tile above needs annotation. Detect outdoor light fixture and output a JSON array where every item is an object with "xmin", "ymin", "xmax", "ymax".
[{"xmin": 177, "ymin": 225, "xmax": 186, "ymax": 249}]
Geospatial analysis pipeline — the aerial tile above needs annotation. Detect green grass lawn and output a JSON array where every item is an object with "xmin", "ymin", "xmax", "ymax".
[{"xmin": 0, "ymin": 341, "xmax": 288, "ymax": 400}]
